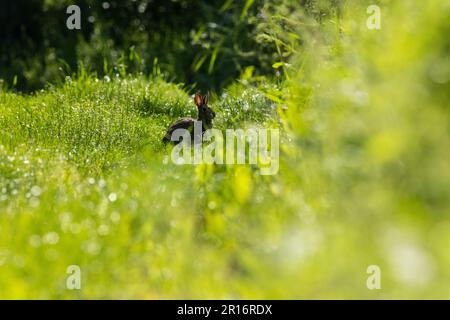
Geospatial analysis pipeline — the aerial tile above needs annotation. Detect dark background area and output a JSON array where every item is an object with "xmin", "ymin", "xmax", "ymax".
[
  {"xmin": 0, "ymin": 0, "xmax": 281, "ymax": 92},
  {"xmin": 0, "ymin": 0, "xmax": 341, "ymax": 92}
]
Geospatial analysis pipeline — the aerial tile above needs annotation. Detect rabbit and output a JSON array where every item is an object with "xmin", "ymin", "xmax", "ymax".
[{"xmin": 162, "ymin": 91, "xmax": 216, "ymax": 144}]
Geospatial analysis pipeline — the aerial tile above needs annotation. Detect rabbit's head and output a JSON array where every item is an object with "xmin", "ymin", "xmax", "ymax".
[{"xmin": 194, "ymin": 91, "xmax": 215, "ymax": 129}]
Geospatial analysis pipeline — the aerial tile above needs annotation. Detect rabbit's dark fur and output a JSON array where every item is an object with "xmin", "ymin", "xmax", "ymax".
[{"xmin": 163, "ymin": 91, "xmax": 215, "ymax": 144}]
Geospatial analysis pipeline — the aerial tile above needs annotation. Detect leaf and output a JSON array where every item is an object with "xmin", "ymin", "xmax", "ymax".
[
  {"xmin": 220, "ymin": 0, "xmax": 234, "ymax": 12},
  {"xmin": 208, "ymin": 48, "xmax": 219, "ymax": 74},
  {"xmin": 272, "ymin": 62, "xmax": 285, "ymax": 69},
  {"xmin": 265, "ymin": 92, "xmax": 283, "ymax": 104},
  {"xmin": 241, "ymin": 66, "xmax": 254, "ymax": 80},
  {"xmin": 193, "ymin": 54, "xmax": 208, "ymax": 72},
  {"xmin": 240, "ymin": 0, "xmax": 254, "ymax": 21}
]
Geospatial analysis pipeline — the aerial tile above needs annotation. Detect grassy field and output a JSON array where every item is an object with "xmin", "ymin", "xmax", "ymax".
[{"xmin": 0, "ymin": 0, "xmax": 449, "ymax": 299}]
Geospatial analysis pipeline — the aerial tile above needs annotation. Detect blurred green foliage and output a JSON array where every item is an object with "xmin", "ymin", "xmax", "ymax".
[
  {"xmin": 0, "ymin": 0, "xmax": 449, "ymax": 299},
  {"xmin": 1, "ymin": 0, "xmax": 294, "ymax": 92}
]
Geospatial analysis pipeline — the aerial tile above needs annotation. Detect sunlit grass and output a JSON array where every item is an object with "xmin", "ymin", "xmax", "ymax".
[{"xmin": 0, "ymin": 0, "xmax": 449, "ymax": 299}]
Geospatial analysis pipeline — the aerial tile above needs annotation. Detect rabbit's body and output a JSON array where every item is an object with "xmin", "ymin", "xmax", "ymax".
[
  {"xmin": 163, "ymin": 92, "xmax": 215, "ymax": 144},
  {"xmin": 162, "ymin": 117, "xmax": 197, "ymax": 143}
]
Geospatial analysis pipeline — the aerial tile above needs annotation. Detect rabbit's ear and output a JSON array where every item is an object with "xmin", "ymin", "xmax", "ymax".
[
  {"xmin": 194, "ymin": 91, "xmax": 202, "ymax": 107},
  {"xmin": 203, "ymin": 93, "xmax": 209, "ymax": 105}
]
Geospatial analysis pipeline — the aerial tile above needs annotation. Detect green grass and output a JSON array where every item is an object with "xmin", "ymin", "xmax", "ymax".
[
  {"xmin": 0, "ymin": 0, "xmax": 449, "ymax": 299},
  {"xmin": 0, "ymin": 74, "xmax": 281, "ymax": 298}
]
